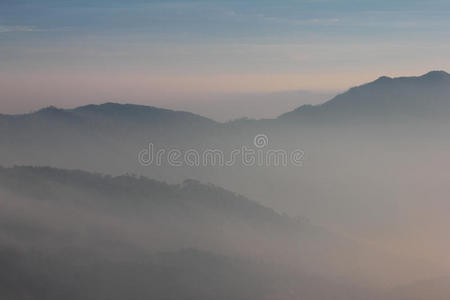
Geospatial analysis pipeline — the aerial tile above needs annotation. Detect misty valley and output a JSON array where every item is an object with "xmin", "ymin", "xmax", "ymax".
[{"xmin": 0, "ymin": 71, "xmax": 450, "ymax": 299}]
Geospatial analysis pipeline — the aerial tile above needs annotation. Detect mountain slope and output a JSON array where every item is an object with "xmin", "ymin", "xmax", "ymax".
[
  {"xmin": 0, "ymin": 166, "xmax": 322, "ymax": 262},
  {"xmin": 0, "ymin": 166, "xmax": 377, "ymax": 300},
  {"xmin": 0, "ymin": 102, "xmax": 217, "ymax": 137},
  {"xmin": 0, "ymin": 245, "xmax": 372, "ymax": 300},
  {"xmin": 2, "ymin": 71, "xmax": 449, "ymax": 128},
  {"xmin": 5, "ymin": 102, "xmax": 217, "ymax": 125},
  {"xmin": 279, "ymin": 71, "xmax": 450, "ymax": 122},
  {"xmin": 0, "ymin": 166, "xmax": 444, "ymax": 290},
  {"xmin": 0, "ymin": 103, "xmax": 219, "ymax": 172}
]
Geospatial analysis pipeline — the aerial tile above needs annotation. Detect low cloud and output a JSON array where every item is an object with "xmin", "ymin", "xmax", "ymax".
[{"xmin": 0, "ymin": 25, "xmax": 39, "ymax": 33}]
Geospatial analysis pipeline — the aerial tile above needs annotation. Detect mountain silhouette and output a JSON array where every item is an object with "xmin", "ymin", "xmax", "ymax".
[
  {"xmin": 8, "ymin": 102, "xmax": 217, "ymax": 128},
  {"xmin": 70, "ymin": 102, "xmax": 217, "ymax": 126},
  {"xmin": 279, "ymin": 71, "xmax": 450, "ymax": 122},
  {"xmin": 1, "ymin": 71, "xmax": 449, "ymax": 129},
  {"xmin": 1, "ymin": 72, "xmax": 449, "ymax": 299}
]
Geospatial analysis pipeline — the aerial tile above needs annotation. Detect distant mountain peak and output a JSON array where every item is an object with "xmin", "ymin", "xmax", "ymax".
[
  {"xmin": 37, "ymin": 106, "xmax": 63, "ymax": 113},
  {"xmin": 371, "ymin": 71, "xmax": 450, "ymax": 85},
  {"xmin": 34, "ymin": 106, "xmax": 75, "ymax": 119},
  {"xmin": 279, "ymin": 70, "xmax": 450, "ymax": 121},
  {"xmin": 73, "ymin": 102, "xmax": 164, "ymax": 113},
  {"xmin": 374, "ymin": 75, "xmax": 392, "ymax": 83},
  {"xmin": 420, "ymin": 70, "xmax": 450, "ymax": 80},
  {"xmin": 70, "ymin": 102, "xmax": 217, "ymax": 125}
]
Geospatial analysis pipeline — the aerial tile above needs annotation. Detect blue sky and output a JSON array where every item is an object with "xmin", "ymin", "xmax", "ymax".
[{"xmin": 1, "ymin": 0, "xmax": 449, "ymax": 114}]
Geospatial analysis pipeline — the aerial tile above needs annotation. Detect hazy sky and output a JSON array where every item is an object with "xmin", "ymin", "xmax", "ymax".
[{"xmin": 1, "ymin": 0, "xmax": 449, "ymax": 114}]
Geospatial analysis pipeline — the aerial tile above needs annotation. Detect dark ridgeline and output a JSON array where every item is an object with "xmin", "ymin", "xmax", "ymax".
[
  {"xmin": 1, "ymin": 70, "xmax": 449, "ymax": 131},
  {"xmin": 279, "ymin": 71, "xmax": 450, "ymax": 123}
]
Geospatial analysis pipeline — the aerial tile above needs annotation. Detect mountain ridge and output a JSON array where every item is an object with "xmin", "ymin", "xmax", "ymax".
[
  {"xmin": 0, "ymin": 70, "xmax": 448, "ymax": 124},
  {"xmin": 0, "ymin": 102, "xmax": 217, "ymax": 127},
  {"xmin": 278, "ymin": 70, "xmax": 450, "ymax": 121}
]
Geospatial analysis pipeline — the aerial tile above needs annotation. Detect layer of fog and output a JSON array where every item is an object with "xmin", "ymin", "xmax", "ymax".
[{"xmin": 1, "ymin": 167, "xmax": 448, "ymax": 299}]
